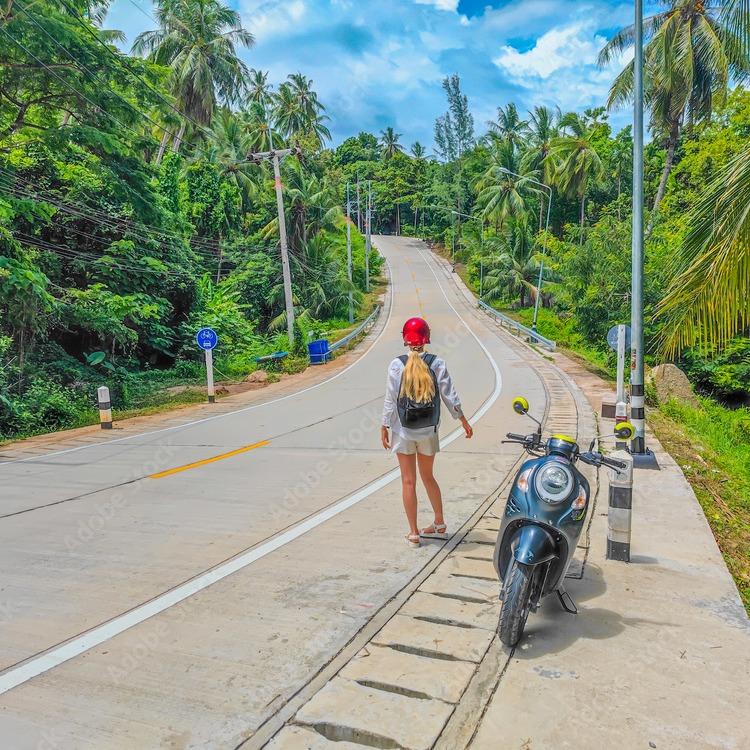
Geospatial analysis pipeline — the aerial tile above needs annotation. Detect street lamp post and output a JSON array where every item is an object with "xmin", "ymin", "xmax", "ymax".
[
  {"xmin": 631, "ymin": 0, "xmax": 656, "ymax": 466},
  {"xmin": 498, "ymin": 167, "xmax": 553, "ymax": 331}
]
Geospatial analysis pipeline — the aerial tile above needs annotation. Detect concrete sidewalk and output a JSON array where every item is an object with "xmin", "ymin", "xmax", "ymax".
[{"xmin": 471, "ymin": 351, "xmax": 750, "ymax": 750}]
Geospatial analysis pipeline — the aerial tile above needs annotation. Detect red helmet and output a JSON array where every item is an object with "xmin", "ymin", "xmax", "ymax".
[{"xmin": 402, "ymin": 317, "xmax": 430, "ymax": 346}]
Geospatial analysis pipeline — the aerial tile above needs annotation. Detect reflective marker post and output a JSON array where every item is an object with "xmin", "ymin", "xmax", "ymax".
[
  {"xmin": 97, "ymin": 386, "xmax": 112, "ymax": 429},
  {"xmin": 205, "ymin": 349, "xmax": 215, "ymax": 404},
  {"xmin": 195, "ymin": 327, "xmax": 218, "ymax": 404}
]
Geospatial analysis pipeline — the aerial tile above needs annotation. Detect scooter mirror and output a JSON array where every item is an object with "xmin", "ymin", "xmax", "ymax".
[
  {"xmin": 614, "ymin": 421, "xmax": 636, "ymax": 441},
  {"xmin": 512, "ymin": 396, "xmax": 529, "ymax": 415}
]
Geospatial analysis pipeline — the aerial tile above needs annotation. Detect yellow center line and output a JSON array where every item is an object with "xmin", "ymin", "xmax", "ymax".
[{"xmin": 149, "ymin": 440, "xmax": 270, "ymax": 479}]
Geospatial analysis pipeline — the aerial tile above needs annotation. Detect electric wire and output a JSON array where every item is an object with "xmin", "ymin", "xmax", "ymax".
[
  {"xmin": 0, "ymin": 25, "xmax": 160, "ymax": 149},
  {"xmin": 14, "ymin": 1, "xmax": 172, "ymax": 142},
  {"xmin": 56, "ymin": 0, "xmax": 216, "ymax": 143},
  {"xmin": 0, "ymin": 170, "xmax": 231, "ymax": 257}
]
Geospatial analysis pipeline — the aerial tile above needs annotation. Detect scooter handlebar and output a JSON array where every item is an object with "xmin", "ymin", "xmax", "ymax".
[{"xmin": 505, "ymin": 432, "xmax": 529, "ymax": 442}]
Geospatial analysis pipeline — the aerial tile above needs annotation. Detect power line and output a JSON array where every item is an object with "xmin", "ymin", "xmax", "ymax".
[
  {"xmin": 14, "ymin": 1, "xmax": 171, "ymax": 141},
  {"xmin": 0, "ymin": 25, "xmax": 158, "ymax": 148},
  {"xmin": 0, "ymin": 169, "xmax": 229, "ymax": 257},
  {"xmin": 56, "ymin": 0, "xmax": 215, "ymax": 142}
]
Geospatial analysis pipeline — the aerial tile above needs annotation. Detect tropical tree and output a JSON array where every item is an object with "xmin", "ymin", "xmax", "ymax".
[
  {"xmin": 522, "ymin": 105, "xmax": 560, "ymax": 228},
  {"xmin": 379, "ymin": 127, "xmax": 404, "ymax": 159},
  {"xmin": 475, "ymin": 140, "xmax": 538, "ymax": 230},
  {"xmin": 599, "ymin": 0, "xmax": 750, "ymax": 232},
  {"xmin": 271, "ymin": 75, "xmax": 331, "ymax": 147},
  {"xmin": 487, "ymin": 102, "xmax": 528, "ymax": 151},
  {"xmin": 549, "ymin": 112, "xmax": 604, "ymax": 243},
  {"xmin": 657, "ymin": 146, "xmax": 750, "ymax": 353},
  {"xmin": 133, "ymin": 0, "xmax": 253, "ymax": 153},
  {"xmin": 246, "ymin": 68, "xmax": 273, "ymax": 108},
  {"xmin": 411, "ymin": 141, "xmax": 427, "ymax": 159}
]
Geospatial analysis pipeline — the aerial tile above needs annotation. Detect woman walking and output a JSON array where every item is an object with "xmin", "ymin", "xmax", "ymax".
[{"xmin": 381, "ymin": 317, "xmax": 473, "ymax": 548}]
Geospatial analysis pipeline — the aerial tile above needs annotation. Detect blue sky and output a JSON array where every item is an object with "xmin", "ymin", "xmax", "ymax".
[{"xmin": 107, "ymin": 0, "xmax": 654, "ymax": 150}]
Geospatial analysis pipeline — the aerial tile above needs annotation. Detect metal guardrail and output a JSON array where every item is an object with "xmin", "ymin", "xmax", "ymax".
[
  {"xmin": 327, "ymin": 304, "xmax": 381, "ymax": 355},
  {"xmin": 477, "ymin": 299, "xmax": 556, "ymax": 351}
]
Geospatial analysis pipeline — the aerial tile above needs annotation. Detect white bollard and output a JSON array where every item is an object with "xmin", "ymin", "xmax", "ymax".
[
  {"xmin": 607, "ymin": 449, "xmax": 634, "ymax": 562},
  {"xmin": 97, "ymin": 386, "xmax": 112, "ymax": 430},
  {"xmin": 205, "ymin": 349, "xmax": 215, "ymax": 404}
]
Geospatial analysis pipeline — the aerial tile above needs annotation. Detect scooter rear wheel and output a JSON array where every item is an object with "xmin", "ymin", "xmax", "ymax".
[{"xmin": 498, "ymin": 560, "xmax": 536, "ymax": 647}]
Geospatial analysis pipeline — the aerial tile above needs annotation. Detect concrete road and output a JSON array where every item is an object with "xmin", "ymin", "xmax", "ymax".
[{"xmin": 0, "ymin": 236, "xmax": 549, "ymax": 748}]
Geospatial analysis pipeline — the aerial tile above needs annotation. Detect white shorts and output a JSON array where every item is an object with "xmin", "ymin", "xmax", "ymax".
[{"xmin": 391, "ymin": 431, "xmax": 440, "ymax": 456}]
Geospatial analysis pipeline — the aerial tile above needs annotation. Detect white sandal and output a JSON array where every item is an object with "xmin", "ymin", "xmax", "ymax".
[
  {"xmin": 420, "ymin": 522, "xmax": 447, "ymax": 537},
  {"xmin": 405, "ymin": 532, "xmax": 421, "ymax": 548}
]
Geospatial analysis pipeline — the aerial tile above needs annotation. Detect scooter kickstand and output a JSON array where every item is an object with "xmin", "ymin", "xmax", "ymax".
[{"xmin": 556, "ymin": 588, "xmax": 578, "ymax": 615}]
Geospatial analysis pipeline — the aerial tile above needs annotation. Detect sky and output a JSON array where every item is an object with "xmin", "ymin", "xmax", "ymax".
[{"xmin": 106, "ymin": 0, "xmax": 655, "ymax": 150}]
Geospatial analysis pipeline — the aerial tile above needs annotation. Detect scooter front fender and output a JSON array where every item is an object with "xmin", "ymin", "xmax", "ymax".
[{"xmin": 511, "ymin": 524, "xmax": 558, "ymax": 566}]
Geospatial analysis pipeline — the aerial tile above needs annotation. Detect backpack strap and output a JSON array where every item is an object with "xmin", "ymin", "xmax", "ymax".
[
  {"xmin": 398, "ymin": 354, "xmax": 408, "ymax": 365},
  {"xmin": 422, "ymin": 353, "xmax": 437, "ymax": 368}
]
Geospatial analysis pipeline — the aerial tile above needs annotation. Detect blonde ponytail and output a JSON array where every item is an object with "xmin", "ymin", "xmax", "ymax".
[{"xmin": 400, "ymin": 349, "xmax": 435, "ymax": 403}]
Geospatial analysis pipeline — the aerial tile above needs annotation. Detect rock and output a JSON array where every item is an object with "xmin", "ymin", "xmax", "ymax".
[
  {"xmin": 647, "ymin": 364, "xmax": 699, "ymax": 407},
  {"xmin": 245, "ymin": 369, "xmax": 268, "ymax": 384}
]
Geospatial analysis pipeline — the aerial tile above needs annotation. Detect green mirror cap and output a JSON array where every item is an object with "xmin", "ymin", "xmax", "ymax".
[
  {"xmin": 512, "ymin": 396, "xmax": 529, "ymax": 415},
  {"xmin": 614, "ymin": 421, "xmax": 635, "ymax": 440}
]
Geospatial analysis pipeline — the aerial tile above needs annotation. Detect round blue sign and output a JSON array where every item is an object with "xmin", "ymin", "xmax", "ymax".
[
  {"xmin": 195, "ymin": 327, "xmax": 218, "ymax": 351},
  {"xmin": 607, "ymin": 324, "xmax": 631, "ymax": 351}
]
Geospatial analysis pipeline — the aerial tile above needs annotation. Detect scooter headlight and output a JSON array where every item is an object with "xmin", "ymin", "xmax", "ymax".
[{"xmin": 535, "ymin": 463, "xmax": 574, "ymax": 503}]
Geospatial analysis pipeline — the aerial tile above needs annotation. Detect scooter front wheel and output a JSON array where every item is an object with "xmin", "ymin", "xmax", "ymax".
[{"xmin": 498, "ymin": 560, "xmax": 536, "ymax": 647}]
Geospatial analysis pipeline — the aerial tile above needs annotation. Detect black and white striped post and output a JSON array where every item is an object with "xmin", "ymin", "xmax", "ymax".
[
  {"xmin": 97, "ymin": 386, "xmax": 112, "ymax": 430},
  {"xmin": 607, "ymin": 449, "xmax": 634, "ymax": 561}
]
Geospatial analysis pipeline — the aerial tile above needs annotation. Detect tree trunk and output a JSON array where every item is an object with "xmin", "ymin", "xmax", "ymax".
[
  {"xmin": 155, "ymin": 128, "xmax": 171, "ymax": 165},
  {"xmin": 414, "ymin": 207, "xmax": 418, "ymax": 232},
  {"xmin": 172, "ymin": 121, "xmax": 186, "ymax": 153},
  {"xmin": 646, "ymin": 120, "xmax": 680, "ymax": 238},
  {"xmin": 579, "ymin": 194, "xmax": 586, "ymax": 247},
  {"xmin": 396, "ymin": 203, "xmax": 400, "ymax": 235}
]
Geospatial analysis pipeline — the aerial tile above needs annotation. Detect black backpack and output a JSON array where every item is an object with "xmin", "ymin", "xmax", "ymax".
[{"xmin": 397, "ymin": 353, "xmax": 440, "ymax": 431}]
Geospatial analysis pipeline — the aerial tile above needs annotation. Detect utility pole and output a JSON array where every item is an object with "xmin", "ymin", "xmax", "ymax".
[
  {"xmin": 247, "ymin": 147, "xmax": 300, "ymax": 345},
  {"xmin": 365, "ymin": 180, "xmax": 372, "ymax": 292},
  {"xmin": 631, "ymin": 0, "xmax": 653, "ymax": 464},
  {"xmin": 356, "ymin": 175, "xmax": 362, "ymax": 232},
  {"xmin": 346, "ymin": 182, "xmax": 354, "ymax": 323}
]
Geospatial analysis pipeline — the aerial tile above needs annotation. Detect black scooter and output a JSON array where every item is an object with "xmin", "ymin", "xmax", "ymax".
[{"xmin": 493, "ymin": 396, "xmax": 634, "ymax": 647}]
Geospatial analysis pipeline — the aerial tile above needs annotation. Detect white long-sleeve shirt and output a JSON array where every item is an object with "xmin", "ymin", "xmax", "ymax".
[{"xmin": 382, "ymin": 354, "xmax": 464, "ymax": 440}]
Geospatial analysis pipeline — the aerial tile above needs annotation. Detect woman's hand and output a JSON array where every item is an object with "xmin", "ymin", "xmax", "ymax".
[
  {"xmin": 381, "ymin": 426, "xmax": 391, "ymax": 450},
  {"xmin": 461, "ymin": 416, "xmax": 474, "ymax": 439}
]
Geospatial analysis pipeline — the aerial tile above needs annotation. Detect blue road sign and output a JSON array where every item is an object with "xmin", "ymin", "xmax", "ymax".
[
  {"xmin": 196, "ymin": 327, "xmax": 218, "ymax": 351},
  {"xmin": 607, "ymin": 324, "xmax": 632, "ymax": 351}
]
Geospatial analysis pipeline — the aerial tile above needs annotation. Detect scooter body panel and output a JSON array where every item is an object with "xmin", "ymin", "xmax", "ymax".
[{"xmin": 494, "ymin": 455, "xmax": 590, "ymax": 596}]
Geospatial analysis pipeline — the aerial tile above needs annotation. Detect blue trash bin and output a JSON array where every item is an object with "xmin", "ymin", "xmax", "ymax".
[{"xmin": 307, "ymin": 338, "xmax": 330, "ymax": 365}]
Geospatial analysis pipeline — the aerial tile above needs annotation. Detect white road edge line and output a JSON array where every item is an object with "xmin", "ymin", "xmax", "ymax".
[
  {"xmin": 0, "ymin": 243, "xmax": 502, "ymax": 696},
  {"xmin": 1, "ymin": 256, "xmax": 396, "ymax": 467}
]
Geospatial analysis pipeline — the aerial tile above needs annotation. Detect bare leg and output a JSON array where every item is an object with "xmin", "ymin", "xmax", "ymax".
[
  {"xmin": 397, "ymin": 452, "xmax": 419, "ymax": 534},
  {"xmin": 417, "ymin": 452, "xmax": 444, "ymax": 528}
]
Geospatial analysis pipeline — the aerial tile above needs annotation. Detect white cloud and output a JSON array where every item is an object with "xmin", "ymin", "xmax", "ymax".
[
  {"xmin": 494, "ymin": 22, "xmax": 604, "ymax": 81},
  {"xmin": 414, "ymin": 0, "xmax": 459, "ymax": 12},
  {"xmin": 240, "ymin": 0, "xmax": 307, "ymax": 41}
]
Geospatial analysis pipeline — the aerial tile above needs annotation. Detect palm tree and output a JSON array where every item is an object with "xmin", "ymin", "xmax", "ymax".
[
  {"xmin": 246, "ymin": 68, "xmax": 273, "ymax": 108},
  {"xmin": 198, "ymin": 109, "xmax": 259, "ymax": 207},
  {"xmin": 599, "ymin": 0, "xmax": 749, "ymax": 234},
  {"xmin": 481, "ymin": 218, "xmax": 538, "ymax": 307},
  {"xmin": 487, "ymin": 102, "xmax": 528, "ymax": 151},
  {"xmin": 411, "ymin": 141, "xmax": 426, "ymax": 159},
  {"xmin": 522, "ymin": 105, "xmax": 560, "ymax": 229},
  {"xmin": 475, "ymin": 140, "xmax": 538, "ymax": 231},
  {"xmin": 133, "ymin": 0, "xmax": 253, "ymax": 153},
  {"xmin": 271, "ymin": 78, "xmax": 331, "ymax": 147},
  {"xmin": 549, "ymin": 112, "xmax": 604, "ymax": 245},
  {"xmin": 656, "ymin": 145, "xmax": 750, "ymax": 353},
  {"xmin": 380, "ymin": 127, "xmax": 404, "ymax": 159}
]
